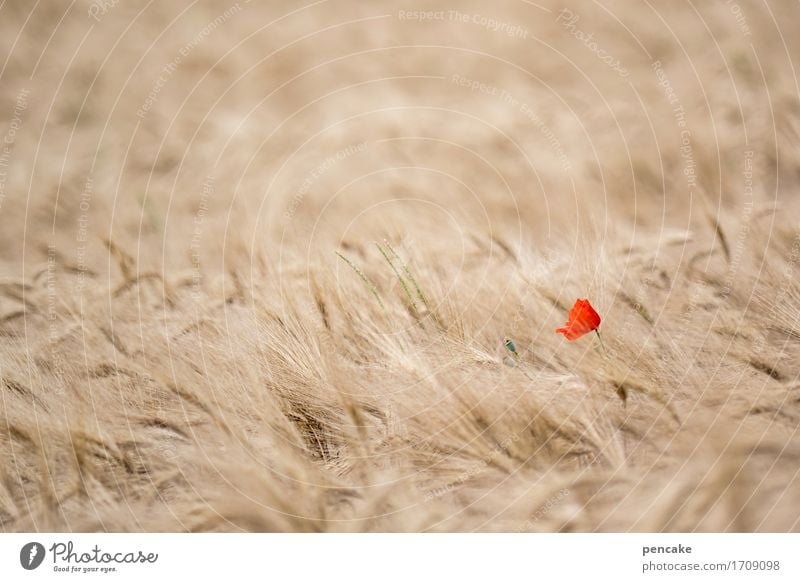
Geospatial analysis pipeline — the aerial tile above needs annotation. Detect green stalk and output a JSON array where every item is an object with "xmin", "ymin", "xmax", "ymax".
[
  {"xmin": 595, "ymin": 329, "xmax": 608, "ymax": 357},
  {"xmin": 384, "ymin": 240, "xmax": 431, "ymax": 311},
  {"xmin": 335, "ymin": 251, "xmax": 384, "ymax": 309},
  {"xmin": 375, "ymin": 242, "xmax": 417, "ymax": 312}
]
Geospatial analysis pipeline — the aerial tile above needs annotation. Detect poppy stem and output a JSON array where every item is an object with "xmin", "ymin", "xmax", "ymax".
[{"xmin": 595, "ymin": 329, "xmax": 608, "ymax": 357}]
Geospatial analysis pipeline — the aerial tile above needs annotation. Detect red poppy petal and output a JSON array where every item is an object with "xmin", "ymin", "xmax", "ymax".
[{"xmin": 556, "ymin": 299, "xmax": 602, "ymax": 341}]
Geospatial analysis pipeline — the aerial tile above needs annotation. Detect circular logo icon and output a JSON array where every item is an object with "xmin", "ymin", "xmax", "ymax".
[{"xmin": 20, "ymin": 542, "xmax": 46, "ymax": 570}]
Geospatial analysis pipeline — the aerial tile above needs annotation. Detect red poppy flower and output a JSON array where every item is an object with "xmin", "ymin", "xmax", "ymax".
[{"xmin": 556, "ymin": 298, "xmax": 602, "ymax": 341}]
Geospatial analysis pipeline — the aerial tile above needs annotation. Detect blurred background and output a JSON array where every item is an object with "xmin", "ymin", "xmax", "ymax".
[{"xmin": 1, "ymin": 0, "xmax": 798, "ymax": 282}]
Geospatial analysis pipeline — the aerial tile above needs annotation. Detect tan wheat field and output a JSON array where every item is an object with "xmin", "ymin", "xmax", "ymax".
[{"xmin": 1, "ymin": 0, "xmax": 799, "ymax": 532}]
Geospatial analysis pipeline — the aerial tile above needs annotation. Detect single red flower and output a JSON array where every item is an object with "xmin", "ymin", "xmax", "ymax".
[{"xmin": 556, "ymin": 298, "xmax": 602, "ymax": 341}]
